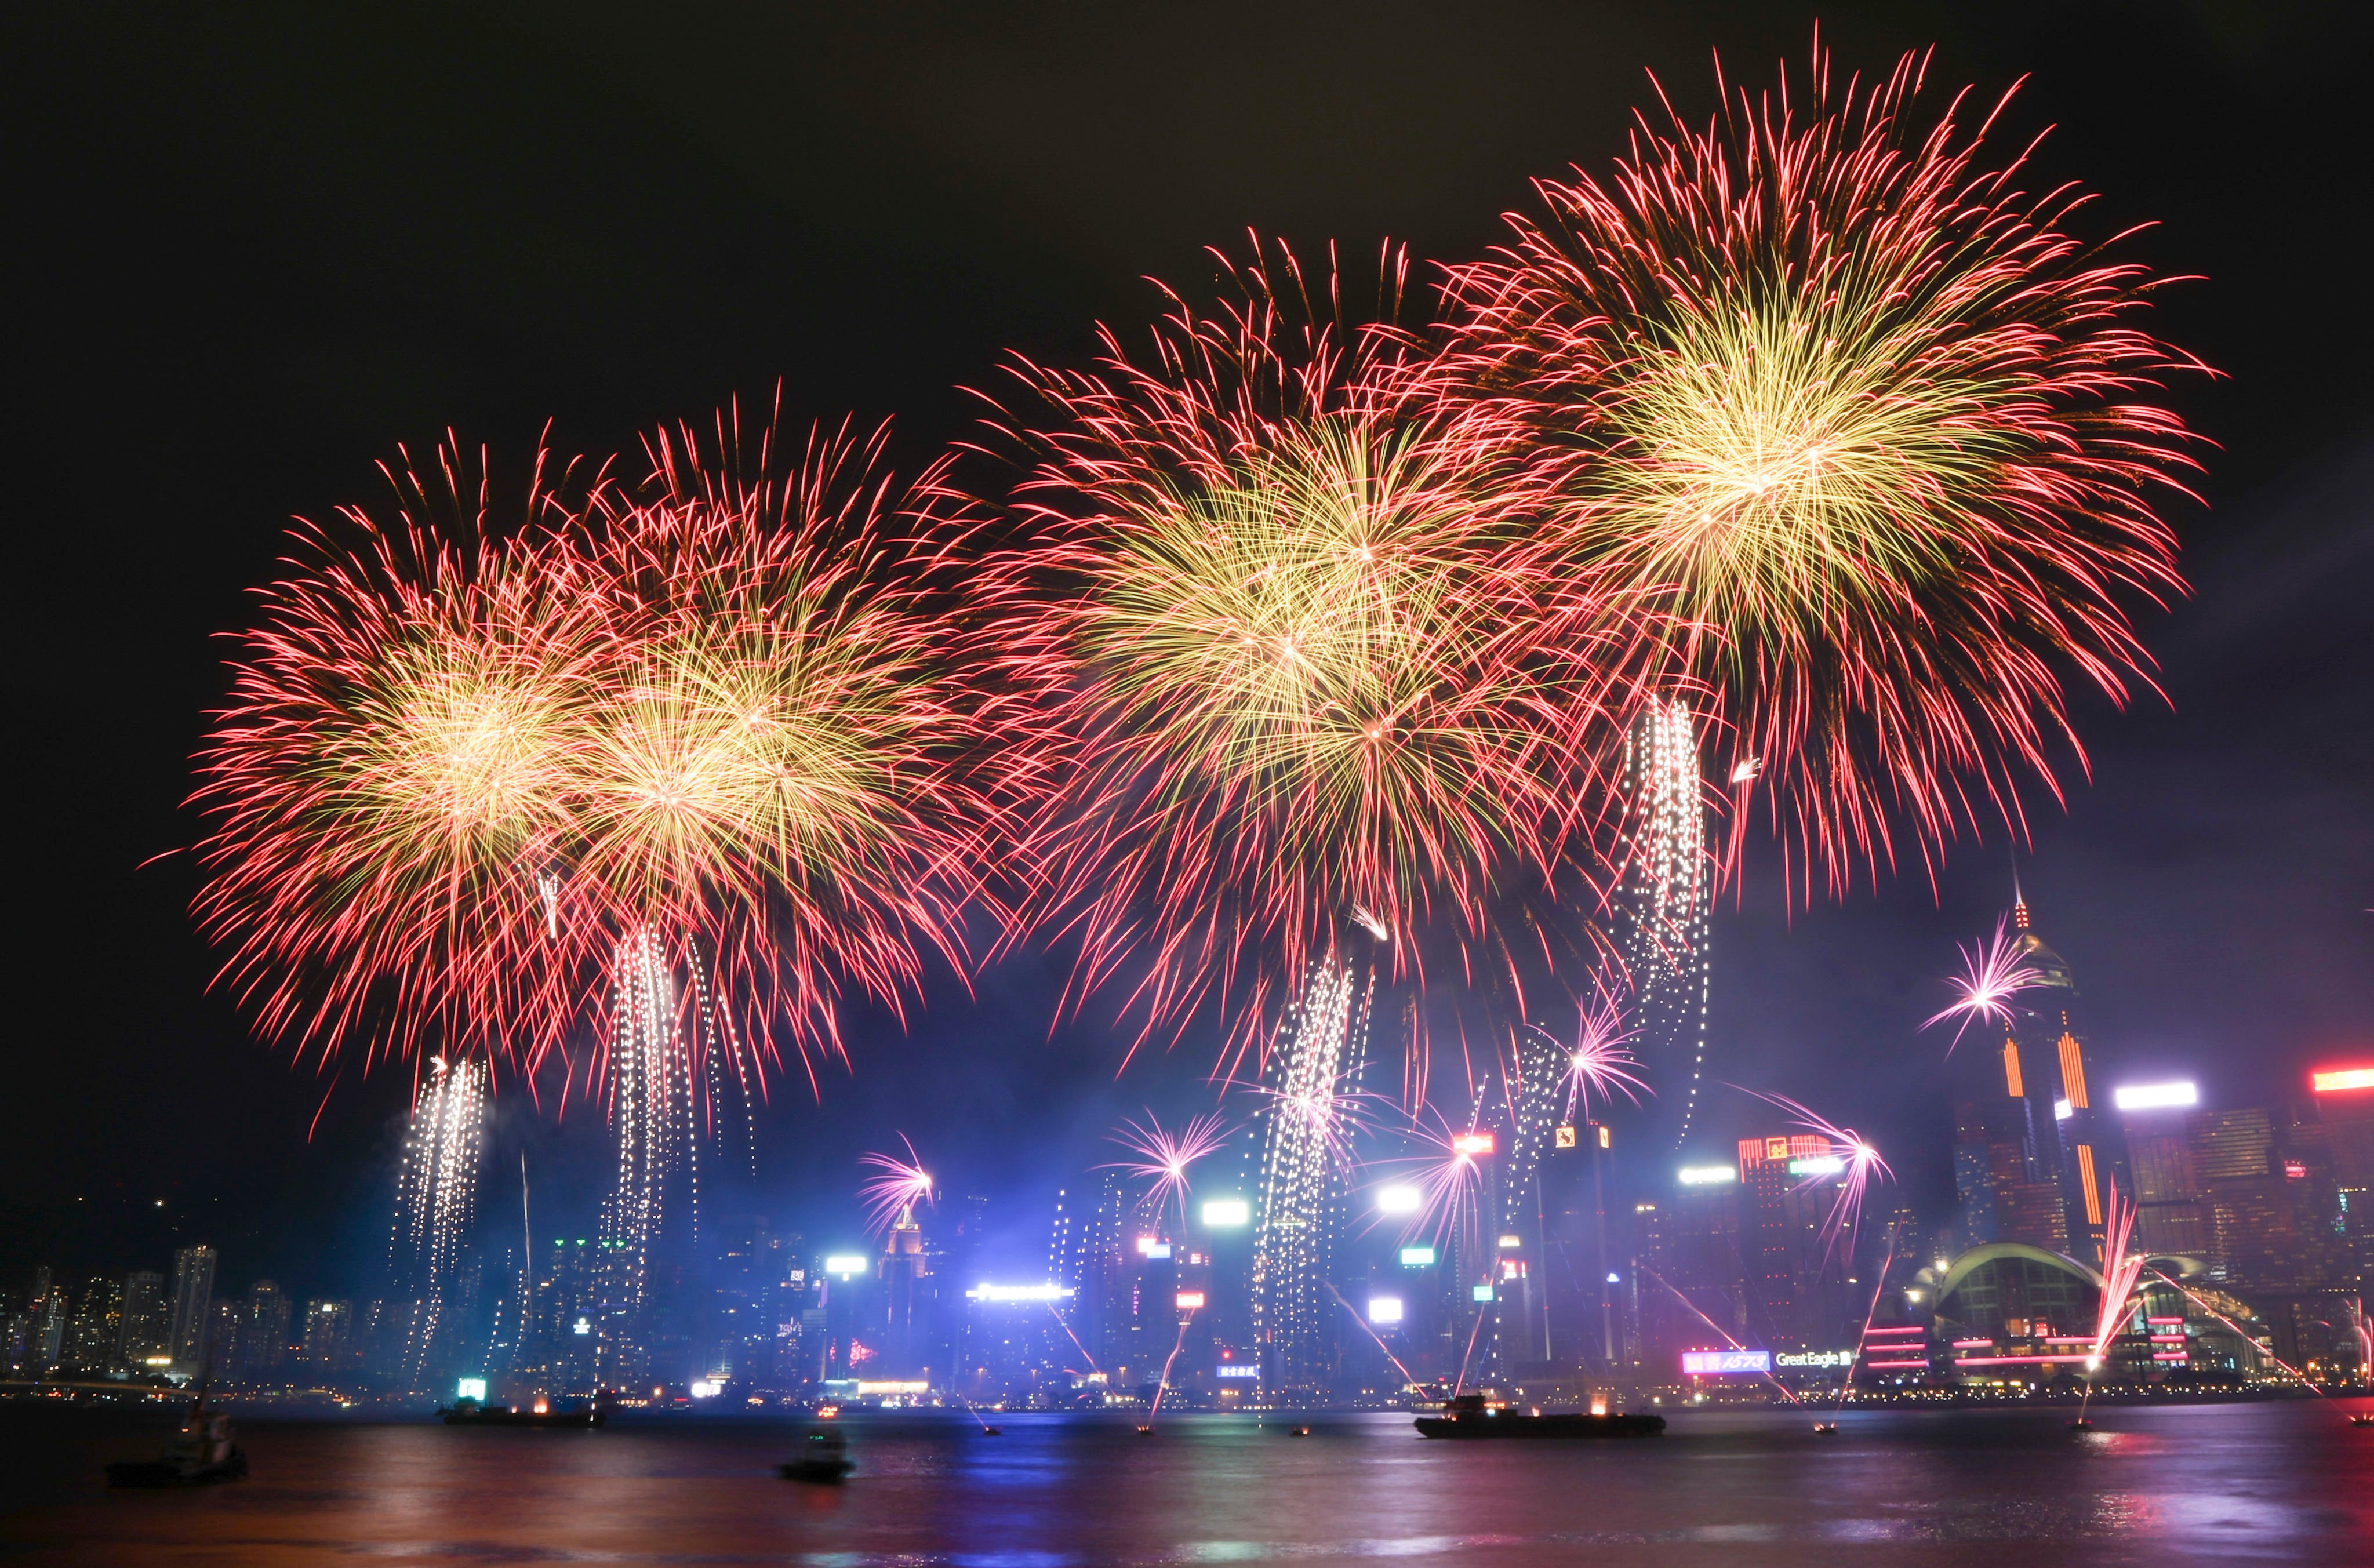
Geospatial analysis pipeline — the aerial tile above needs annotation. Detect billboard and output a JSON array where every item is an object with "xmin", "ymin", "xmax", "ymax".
[
  {"xmin": 1201, "ymin": 1198, "xmax": 1250, "ymax": 1227},
  {"xmin": 2113, "ymin": 1080, "xmax": 2199, "ymax": 1111},
  {"xmin": 1682, "ymin": 1349, "xmax": 1772, "ymax": 1376}
]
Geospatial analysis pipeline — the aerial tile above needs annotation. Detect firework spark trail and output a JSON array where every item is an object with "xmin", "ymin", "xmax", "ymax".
[
  {"xmin": 1103, "ymin": 1109, "xmax": 1234, "ymax": 1229},
  {"xmin": 1924, "ymin": 918, "xmax": 2046, "ymax": 1052},
  {"xmin": 2078, "ymin": 1180, "xmax": 2147, "ymax": 1421},
  {"xmin": 1045, "ymin": 1303, "xmax": 1102, "ymax": 1377},
  {"xmin": 858, "ymin": 1137, "xmax": 935, "ymax": 1236},
  {"xmin": 1620, "ymin": 697, "xmax": 1711, "ymax": 1145},
  {"xmin": 1433, "ymin": 39, "xmax": 2205, "ymax": 900},
  {"xmin": 2145, "ymin": 1268, "xmax": 2330, "ymax": 1397},
  {"xmin": 1638, "ymin": 1263, "xmax": 1801, "ymax": 1405},
  {"xmin": 1325, "ymin": 1283, "xmax": 1423, "ymax": 1394},
  {"xmin": 1838, "ymin": 1226, "xmax": 1901, "ymax": 1412},
  {"xmin": 1734, "ymin": 1085, "xmax": 1893, "ymax": 1258},
  {"xmin": 1451, "ymin": 1302, "xmax": 1489, "ymax": 1400},
  {"xmin": 1146, "ymin": 1310, "xmax": 1197, "ymax": 1425},
  {"xmin": 976, "ymin": 237, "xmax": 1666, "ymax": 1072}
]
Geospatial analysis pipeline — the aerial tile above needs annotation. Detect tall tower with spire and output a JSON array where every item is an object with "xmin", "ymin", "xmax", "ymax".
[{"xmin": 1948, "ymin": 870, "xmax": 2117, "ymax": 1266}]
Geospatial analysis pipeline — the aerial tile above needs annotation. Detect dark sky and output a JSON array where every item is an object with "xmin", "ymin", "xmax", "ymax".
[{"xmin": 5, "ymin": 2, "xmax": 2368, "ymax": 1296}]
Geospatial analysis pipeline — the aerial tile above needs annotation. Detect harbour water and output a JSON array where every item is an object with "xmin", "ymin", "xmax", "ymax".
[{"xmin": 3, "ymin": 1399, "xmax": 2370, "ymax": 1565}]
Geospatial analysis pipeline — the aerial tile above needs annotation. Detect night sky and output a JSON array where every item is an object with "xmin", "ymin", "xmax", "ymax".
[{"xmin": 6, "ymin": 2, "xmax": 2368, "ymax": 1295}]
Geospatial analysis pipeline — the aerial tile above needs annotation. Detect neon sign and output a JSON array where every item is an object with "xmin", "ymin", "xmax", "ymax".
[{"xmin": 1682, "ymin": 1349, "xmax": 1770, "ymax": 1375}]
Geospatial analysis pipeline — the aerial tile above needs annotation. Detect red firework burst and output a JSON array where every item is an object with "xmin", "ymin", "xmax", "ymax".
[
  {"xmin": 1433, "ymin": 39, "xmax": 2205, "ymax": 897},
  {"xmin": 194, "ymin": 411, "xmax": 999, "ymax": 1089},
  {"xmin": 975, "ymin": 236, "xmax": 1666, "ymax": 1069},
  {"xmin": 191, "ymin": 440, "xmax": 617, "ymax": 1076}
]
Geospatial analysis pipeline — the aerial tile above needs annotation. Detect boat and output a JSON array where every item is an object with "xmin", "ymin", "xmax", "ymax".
[
  {"xmin": 780, "ymin": 1425, "xmax": 853, "ymax": 1483},
  {"xmin": 439, "ymin": 1396, "xmax": 604, "ymax": 1428},
  {"xmin": 107, "ymin": 1391, "xmax": 248, "ymax": 1487},
  {"xmin": 1413, "ymin": 1392, "xmax": 1664, "ymax": 1439},
  {"xmin": 2347, "ymin": 1413, "xmax": 2372, "ymax": 1427},
  {"xmin": 1812, "ymin": 1421, "xmax": 1839, "ymax": 1436}
]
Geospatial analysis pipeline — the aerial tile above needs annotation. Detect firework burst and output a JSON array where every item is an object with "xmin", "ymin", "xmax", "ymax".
[
  {"xmin": 192, "ymin": 442, "xmax": 616, "ymax": 1074},
  {"xmin": 1104, "ymin": 1109, "xmax": 1234, "ymax": 1228},
  {"xmin": 1923, "ymin": 916, "xmax": 2045, "ymax": 1051},
  {"xmin": 858, "ymin": 1137, "xmax": 935, "ymax": 1235},
  {"xmin": 1738, "ymin": 1086, "xmax": 1893, "ymax": 1258},
  {"xmin": 1532, "ymin": 982, "xmax": 1649, "ymax": 1122},
  {"xmin": 980, "ymin": 237, "xmax": 1660, "ymax": 1068},
  {"xmin": 566, "ymin": 413, "xmax": 1002, "ymax": 1081},
  {"xmin": 195, "ymin": 414, "xmax": 998, "ymax": 1089},
  {"xmin": 1435, "ymin": 40, "xmax": 2204, "ymax": 896}
]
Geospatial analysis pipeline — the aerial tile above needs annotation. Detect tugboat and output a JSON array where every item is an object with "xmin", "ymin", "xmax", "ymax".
[
  {"xmin": 439, "ymin": 1395, "xmax": 605, "ymax": 1428},
  {"xmin": 780, "ymin": 1423, "xmax": 853, "ymax": 1483},
  {"xmin": 107, "ymin": 1389, "xmax": 248, "ymax": 1487},
  {"xmin": 1413, "ymin": 1391, "xmax": 1664, "ymax": 1439}
]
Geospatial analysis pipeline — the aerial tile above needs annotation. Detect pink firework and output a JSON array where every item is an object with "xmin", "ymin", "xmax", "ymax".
[
  {"xmin": 1740, "ymin": 1087, "xmax": 1893, "ymax": 1258},
  {"xmin": 858, "ymin": 1137, "xmax": 935, "ymax": 1235},
  {"xmin": 1104, "ymin": 1109, "xmax": 1235, "ymax": 1227},
  {"xmin": 1539, "ymin": 983, "xmax": 1650, "ymax": 1120},
  {"xmin": 2088, "ymin": 1178, "xmax": 2147, "ymax": 1370},
  {"xmin": 1923, "ymin": 918, "xmax": 2045, "ymax": 1052},
  {"xmin": 1370, "ymin": 1109, "xmax": 1493, "ymax": 1262}
]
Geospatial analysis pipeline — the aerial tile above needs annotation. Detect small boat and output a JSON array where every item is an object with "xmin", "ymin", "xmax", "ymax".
[
  {"xmin": 107, "ymin": 1391, "xmax": 247, "ymax": 1487},
  {"xmin": 780, "ymin": 1426, "xmax": 853, "ymax": 1483},
  {"xmin": 1812, "ymin": 1421, "xmax": 1839, "ymax": 1436},
  {"xmin": 1289, "ymin": 1425, "xmax": 1311, "ymax": 1436},
  {"xmin": 2347, "ymin": 1413, "xmax": 2372, "ymax": 1427},
  {"xmin": 439, "ymin": 1397, "xmax": 605, "ymax": 1428},
  {"xmin": 1135, "ymin": 1424, "xmax": 1155, "ymax": 1436},
  {"xmin": 2066, "ymin": 1418, "xmax": 2097, "ymax": 1431},
  {"xmin": 1415, "ymin": 1392, "xmax": 1664, "ymax": 1439},
  {"xmin": 980, "ymin": 1425, "xmax": 1003, "ymax": 1435}
]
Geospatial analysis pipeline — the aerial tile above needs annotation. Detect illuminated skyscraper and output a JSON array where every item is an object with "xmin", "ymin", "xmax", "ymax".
[
  {"xmin": 1621, "ymin": 698, "xmax": 1711, "ymax": 1146},
  {"xmin": 167, "ymin": 1245, "xmax": 216, "ymax": 1375},
  {"xmin": 391, "ymin": 1057, "xmax": 485, "ymax": 1389},
  {"xmin": 1248, "ymin": 957, "xmax": 1371, "ymax": 1400}
]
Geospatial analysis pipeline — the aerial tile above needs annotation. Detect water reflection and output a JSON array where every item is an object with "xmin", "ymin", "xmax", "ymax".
[{"xmin": 1, "ymin": 1403, "xmax": 2366, "ymax": 1566}]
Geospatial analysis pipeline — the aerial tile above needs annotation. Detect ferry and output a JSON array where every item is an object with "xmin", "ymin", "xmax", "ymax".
[{"xmin": 1414, "ymin": 1391, "xmax": 1665, "ymax": 1439}]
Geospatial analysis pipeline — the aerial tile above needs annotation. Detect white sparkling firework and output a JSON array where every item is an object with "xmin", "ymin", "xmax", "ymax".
[
  {"xmin": 594, "ymin": 925, "xmax": 755, "ymax": 1387},
  {"xmin": 1623, "ymin": 697, "xmax": 1711, "ymax": 1145},
  {"xmin": 1248, "ymin": 956, "xmax": 1371, "ymax": 1398},
  {"xmin": 390, "ymin": 1056, "xmax": 485, "ymax": 1390}
]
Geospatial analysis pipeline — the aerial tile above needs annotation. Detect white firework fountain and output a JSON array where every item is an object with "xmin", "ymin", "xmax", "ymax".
[
  {"xmin": 1622, "ymin": 696, "xmax": 1711, "ymax": 1147},
  {"xmin": 391, "ymin": 1057, "xmax": 486, "ymax": 1392}
]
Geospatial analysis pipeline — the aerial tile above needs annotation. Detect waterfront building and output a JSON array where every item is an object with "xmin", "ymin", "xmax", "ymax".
[
  {"xmin": 118, "ymin": 1271, "xmax": 169, "ymax": 1370},
  {"xmin": 300, "ymin": 1298, "xmax": 354, "ymax": 1376},
  {"xmin": 167, "ymin": 1245, "xmax": 215, "ymax": 1374},
  {"xmin": 240, "ymin": 1280, "xmax": 292, "ymax": 1381},
  {"xmin": 1050, "ymin": 1168, "xmax": 1129, "ymax": 1377},
  {"xmin": 64, "ymin": 1276, "xmax": 123, "ymax": 1374},
  {"xmin": 1948, "ymin": 886, "xmax": 2107, "ymax": 1262},
  {"xmin": 1736, "ymin": 1133, "xmax": 1850, "ymax": 1351}
]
